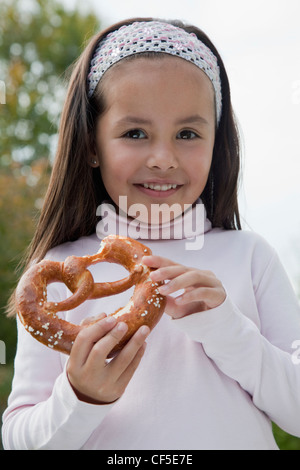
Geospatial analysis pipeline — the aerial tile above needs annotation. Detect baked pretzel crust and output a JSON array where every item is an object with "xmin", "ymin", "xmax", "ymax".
[{"xmin": 16, "ymin": 235, "xmax": 166, "ymax": 355}]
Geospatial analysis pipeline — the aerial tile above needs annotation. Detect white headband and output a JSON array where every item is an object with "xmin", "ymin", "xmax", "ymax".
[{"xmin": 87, "ymin": 21, "xmax": 222, "ymax": 125}]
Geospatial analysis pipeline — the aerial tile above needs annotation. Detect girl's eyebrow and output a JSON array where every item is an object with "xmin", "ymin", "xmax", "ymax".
[
  {"xmin": 116, "ymin": 116, "xmax": 152, "ymax": 126},
  {"xmin": 116, "ymin": 114, "xmax": 209, "ymax": 127},
  {"xmin": 175, "ymin": 114, "xmax": 209, "ymax": 126}
]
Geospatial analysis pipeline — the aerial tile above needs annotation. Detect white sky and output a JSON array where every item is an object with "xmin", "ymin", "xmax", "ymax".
[{"xmin": 62, "ymin": 0, "xmax": 300, "ymax": 286}]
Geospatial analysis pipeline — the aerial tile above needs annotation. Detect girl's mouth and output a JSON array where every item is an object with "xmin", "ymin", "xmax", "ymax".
[
  {"xmin": 135, "ymin": 183, "xmax": 182, "ymax": 197},
  {"xmin": 142, "ymin": 183, "xmax": 178, "ymax": 191}
]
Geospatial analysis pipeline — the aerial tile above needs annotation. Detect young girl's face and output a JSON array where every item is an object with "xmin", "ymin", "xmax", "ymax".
[{"xmin": 93, "ymin": 56, "xmax": 216, "ymax": 223}]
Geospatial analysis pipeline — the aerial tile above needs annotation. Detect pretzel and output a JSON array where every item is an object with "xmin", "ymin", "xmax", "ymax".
[{"xmin": 16, "ymin": 235, "xmax": 166, "ymax": 356}]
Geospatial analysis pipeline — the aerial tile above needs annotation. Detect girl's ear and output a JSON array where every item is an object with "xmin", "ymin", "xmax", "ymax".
[
  {"xmin": 89, "ymin": 156, "xmax": 99, "ymax": 168},
  {"xmin": 87, "ymin": 138, "xmax": 99, "ymax": 168}
]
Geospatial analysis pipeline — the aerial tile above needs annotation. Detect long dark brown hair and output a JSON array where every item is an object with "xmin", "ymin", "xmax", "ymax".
[{"xmin": 7, "ymin": 17, "xmax": 242, "ymax": 316}]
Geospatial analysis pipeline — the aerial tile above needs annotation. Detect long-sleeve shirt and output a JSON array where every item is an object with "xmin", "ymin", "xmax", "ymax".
[{"xmin": 2, "ymin": 202, "xmax": 300, "ymax": 449}]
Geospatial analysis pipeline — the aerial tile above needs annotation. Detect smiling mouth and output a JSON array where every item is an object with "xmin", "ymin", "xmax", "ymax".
[{"xmin": 140, "ymin": 183, "xmax": 179, "ymax": 191}]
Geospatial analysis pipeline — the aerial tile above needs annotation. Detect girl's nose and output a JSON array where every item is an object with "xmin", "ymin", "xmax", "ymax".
[{"xmin": 146, "ymin": 142, "xmax": 179, "ymax": 171}]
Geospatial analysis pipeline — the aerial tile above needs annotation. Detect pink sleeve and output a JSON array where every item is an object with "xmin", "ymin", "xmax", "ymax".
[
  {"xmin": 2, "ymin": 318, "xmax": 114, "ymax": 450},
  {"xmin": 174, "ymin": 252, "xmax": 300, "ymax": 437}
]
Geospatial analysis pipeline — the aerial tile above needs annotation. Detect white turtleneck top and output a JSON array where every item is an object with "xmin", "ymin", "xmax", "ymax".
[{"xmin": 3, "ymin": 202, "xmax": 300, "ymax": 450}]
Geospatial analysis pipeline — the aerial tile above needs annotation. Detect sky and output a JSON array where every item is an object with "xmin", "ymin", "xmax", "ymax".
[{"xmin": 62, "ymin": 0, "xmax": 300, "ymax": 286}]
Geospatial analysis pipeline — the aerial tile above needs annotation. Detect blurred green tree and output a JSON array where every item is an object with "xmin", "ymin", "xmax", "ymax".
[
  {"xmin": 0, "ymin": 0, "xmax": 101, "ymax": 360},
  {"xmin": 0, "ymin": 0, "xmax": 100, "ymax": 167},
  {"xmin": 0, "ymin": 2, "xmax": 101, "ymax": 449}
]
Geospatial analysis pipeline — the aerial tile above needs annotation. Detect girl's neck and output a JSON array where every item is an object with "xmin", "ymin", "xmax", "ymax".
[{"xmin": 96, "ymin": 198, "xmax": 211, "ymax": 241}]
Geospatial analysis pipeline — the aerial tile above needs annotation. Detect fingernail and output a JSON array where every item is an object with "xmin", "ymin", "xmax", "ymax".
[
  {"xmin": 149, "ymin": 271, "xmax": 158, "ymax": 280},
  {"xmin": 158, "ymin": 284, "xmax": 168, "ymax": 293},
  {"xmin": 106, "ymin": 315, "xmax": 116, "ymax": 324},
  {"xmin": 140, "ymin": 325, "xmax": 150, "ymax": 336},
  {"xmin": 117, "ymin": 322, "xmax": 128, "ymax": 332}
]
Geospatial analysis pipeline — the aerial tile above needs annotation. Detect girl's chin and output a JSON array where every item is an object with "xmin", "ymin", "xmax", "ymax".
[
  {"xmin": 114, "ymin": 186, "xmax": 188, "ymax": 224},
  {"xmin": 125, "ymin": 201, "xmax": 184, "ymax": 225}
]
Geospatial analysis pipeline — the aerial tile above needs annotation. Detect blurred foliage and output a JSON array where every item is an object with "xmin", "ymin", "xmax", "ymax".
[
  {"xmin": 0, "ymin": 0, "xmax": 100, "ymax": 447},
  {"xmin": 0, "ymin": 0, "xmax": 100, "ymax": 351},
  {"xmin": 0, "ymin": 159, "xmax": 50, "ymax": 363},
  {"xmin": 0, "ymin": 0, "xmax": 300, "ymax": 451},
  {"xmin": 0, "ymin": 0, "xmax": 100, "ymax": 166}
]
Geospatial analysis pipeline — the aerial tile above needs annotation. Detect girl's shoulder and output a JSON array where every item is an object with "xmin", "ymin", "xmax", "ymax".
[
  {"xmin": 208, "ymin": 226, "xmax": 278, "ymax": 265},
  {"xmin": 45, "ymin": 233, "xmax": 101, "ymax": 262},
  {"xmin": 210, "ymin": 226, "xmax": 275, "ymax": 248}
]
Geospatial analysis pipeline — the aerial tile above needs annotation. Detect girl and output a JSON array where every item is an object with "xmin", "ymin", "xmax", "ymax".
[{"xmin": 2, "ymin": 18, "xmax": 300, "ymax": 450}]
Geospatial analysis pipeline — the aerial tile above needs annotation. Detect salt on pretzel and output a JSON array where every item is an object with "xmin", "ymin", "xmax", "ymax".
[{"xmin": 16, "ymin": 235, "xmax": 166, "ymax": 356}]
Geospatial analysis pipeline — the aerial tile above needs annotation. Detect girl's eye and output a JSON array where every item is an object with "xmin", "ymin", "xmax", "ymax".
[
  {"xmin": 123, "ymin": 129, "xmax": 146, "ymax": 139},
  {"xmin": 177, "ymin": 130, "xmax": 199, "ymax": 140}
]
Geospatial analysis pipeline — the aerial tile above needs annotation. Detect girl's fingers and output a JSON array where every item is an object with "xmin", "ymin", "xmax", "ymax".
[
  {"xmin": 116, "ymin": 342, "xmax": 147, "ymax": 392},
  {"xmin": 175, "ymin": 286, "xmax": 226, "ymax": 308},
  {"xmin": 156, "ymin": 269, "xmax": 218, "ymax": 295},
  {"xmin": 145, "ymin": 255, "xmax": 217, "ymax": 287},
  {"xmin": 165, "ymin": 296, "xmax": 208, "ymax": 318},
  {"xmin": 110, "ymin": 325, "xmax": 150, "ymax": 375},
  {"xmin": 150, "ymin": 264, "xmax": 187, "ymax": 282},
  {"xmin": 70, "ymin": 315, "xmax": 117, "ymax": 366},
  {"xmin": 86, "ymin": 321, "xmax": 130, "ymax": 366},
  {"xmin": 142, "ymin": 255, "xmax": 177, "ymax": 269},
  {"xmin": 67, "ymin": 322, "xmax": 149, "ymax": 404},
  {"xmin": 80, "ymin": 312, "xmax": 107, "ymax": 326}
]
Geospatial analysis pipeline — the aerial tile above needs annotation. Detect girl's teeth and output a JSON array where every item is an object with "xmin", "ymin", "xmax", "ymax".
[{"xmin": 143, "ymin": 183, "xmax": 177, "ymax": 191}]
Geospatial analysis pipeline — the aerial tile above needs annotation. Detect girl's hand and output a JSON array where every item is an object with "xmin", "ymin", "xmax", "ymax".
[
  {"xmin": 142, "ymin": 255, "xmax": 226, "ymax": 319},
  {"xmin": 67, "ymin": 315, "xmax": 150, "ymax": 404}
]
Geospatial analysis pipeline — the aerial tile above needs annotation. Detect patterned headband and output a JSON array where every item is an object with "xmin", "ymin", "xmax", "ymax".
[{"xmin": 87, "ymin": 21, "xmax": 222, "ymax": 125}]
